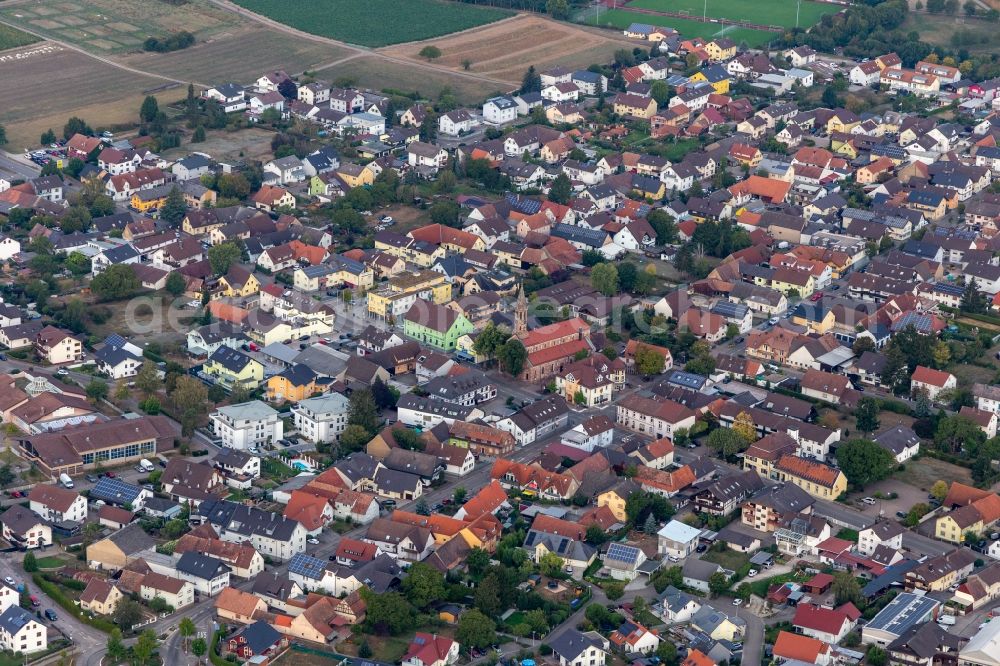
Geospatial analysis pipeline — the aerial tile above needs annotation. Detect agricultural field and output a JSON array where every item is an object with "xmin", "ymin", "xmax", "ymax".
[
  {"xmin": 232, "ymin": 0, "xmax": 514, "ymax": 47},
  {"xmin": 0, "ymin": 0, "xmax": 246, "ymax": 55},
  {"xmin": 379, "ymin": 14, "xmax": 632, "ymax": 86},
  {"xmin": 589, "ymin": 8, "xmax": 775, "ymax": 46},
  {"xmin": 118, "ymin": 26, "xmax": 352, "ymax": 85},
  {"xmin": 0, "ymin": 23, "xmax": 39, "ymax": 51},
  {"xmin": 628, "ymin": 0, "xmax": 837, "ymax": 29},
  {"xmin": 0, "ymin": 43, "xmax": 171, "ymax": 148},
  {"xmin": 320, "ymin": 54, "xmax": 503, "ymax": 104}
]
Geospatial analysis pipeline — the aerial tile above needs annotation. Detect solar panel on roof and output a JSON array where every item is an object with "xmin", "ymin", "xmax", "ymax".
[{"xmin": 606, "ymin": 543, "xmax": 639, "ymax": 564}]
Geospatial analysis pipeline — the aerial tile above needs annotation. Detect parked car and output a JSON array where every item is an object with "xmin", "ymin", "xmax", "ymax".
[
  {"xmin": 3, "ymin": 577, "xmax": 15, "ymax": 587},
  {"xmin": 747, "ymin": 569, "xmax": 758, "ymax": 578},
  {"xmin": 307, "ymin": 537, "xmax": 320, "ymax": 545},
  {"xmin": 85, "ymin": 474, "xmax": 99, "ymax": 483},
  {"xmin": 44, "ymin": 610, "xmax": 57, "ymax": 621},
  {"xmin": 732, "ymin": 598, "xmax": 744, "ymax": 607},
  {"xmin": 104, "ymin": 471, "xmax": 116, "ymax": 478},
  {"xmin": 862, "ymin": 497, "xmax": 876, "ymax": 505}
]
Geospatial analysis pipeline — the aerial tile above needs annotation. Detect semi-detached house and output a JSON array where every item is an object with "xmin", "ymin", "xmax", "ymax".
[
  {"xmin": 196, "ymin": 499, "xmax": 307, "ymax": 561},
  {"xmin": 616, "ymin": 394, "xmax": 697, "ymax": 440}
]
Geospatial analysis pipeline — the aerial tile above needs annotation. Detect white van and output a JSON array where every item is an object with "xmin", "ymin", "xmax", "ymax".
[
  {"xmin": 59, "ymin": 473, "xmax": 74, "ymax": 489},
  {"xmin": 137, "ymin": 459, "xmax": 154, "ymax": 473}
]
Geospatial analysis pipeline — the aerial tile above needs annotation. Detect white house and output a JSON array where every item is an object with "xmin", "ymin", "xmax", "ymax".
[
  {"xmin": 657, "ymin": 520, "xmax": 701, "ymax": 559},
  {"xmin": 857, "ymin": 521, "xmax": 905, "ymax": 557},
  {"xmin": 438, "ymin": 109, "xmax": 480, "ymax": 136},
  {"xmin": 263, "ymin": 156, "xmax": 305, "ymax": 185},
  {"xmin": 910, "ymin": 365, "xmax": 956, "ymax": 401},
  {"xmin": 549, "ymin": 629, "xmax": 609, "ymax": 666},
  {"xmin": 849, "ymin": 61, "xmax": 882, "ymax": 87},
  {"xmin": 209, "ymin": 400, "xmax": 283, "ymax": 451},
  {"xmin": 483, "ymin": 96, "xmax": 519, "ymax": 124},
  {"xmin": 174, "ymin": 552, "xmax": 231, "ymax": 597},
  {"xmin": 28, "ymin": 484, "xmax": 87, "ymax": 524},
  {"xmin": 292, "ymin": 393, "xmax": 350, "ymax": 444},
  {"xmin": 407, "ymin": 142, "xmax": 448, "ymax": 171},
  {"xmin": 541, "ymin": 82, "xmax": 580, "ymax": 103},
  {"xmin": 0, "ymin": 237, "xmax": 21, "ymax": 262},
  {"xmin": 203, "ymin": 83, "xmax": 247, "ymax": 113},
  {"xmin": 0, "ymin": 606, "xmax": 46, "ymax": 655}
]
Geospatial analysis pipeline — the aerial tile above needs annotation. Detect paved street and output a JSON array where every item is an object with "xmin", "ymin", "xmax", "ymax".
[{"xmin": 0, "ymin": 151, "xmax": 40, "ymax": 182}]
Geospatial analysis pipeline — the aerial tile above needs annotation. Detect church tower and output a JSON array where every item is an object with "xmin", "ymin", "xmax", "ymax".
[{"xmin": 514, "ymin": 285, "xmax": 527, "ymax": 336}]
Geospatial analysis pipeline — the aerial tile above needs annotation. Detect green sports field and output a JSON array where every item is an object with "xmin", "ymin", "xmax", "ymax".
[
  {"xmin": 592, "ymin": 9, "xmax": 775, "ymax": 47},
  {"xmin": 628, "ymin": 0, "xmax": 837, "ymax": 29},
  {"xmin": 231, "ymin": 0, "xmax": 514, "ymax": 47}
]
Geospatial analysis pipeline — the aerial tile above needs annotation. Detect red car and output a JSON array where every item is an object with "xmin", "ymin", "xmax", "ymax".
[
  {"xmin": 104, "ymin": 471, "xmax": 116, "ymax": 478},
  {"xmin": 9, "ymin": 491, "xmax": 21, "ymax": 498},
  {"xmin": 810, "ymin": 292, "xmax": 824, "ymax": 301}
]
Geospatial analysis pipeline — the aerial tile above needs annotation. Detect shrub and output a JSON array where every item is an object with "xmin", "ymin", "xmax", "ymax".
[{"xmin": 32, "ymin": 574, "xmax": 116, "ymax": 633}]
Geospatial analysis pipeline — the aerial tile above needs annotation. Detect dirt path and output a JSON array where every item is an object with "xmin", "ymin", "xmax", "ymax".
[{"xmin": 205, "ymin": 0, "xmax": 517, "ymax": 89}]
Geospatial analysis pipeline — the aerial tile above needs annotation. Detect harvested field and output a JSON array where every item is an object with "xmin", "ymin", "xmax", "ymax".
[
  {"xmin": 320, "ymin": 55, "xmax": 503, "ymax": 104},
  {"xmin": 0, "ymin": 43, "xmax": 171, "ymax": 147},
  {"xmin": 118, "ymin": 26, "xmax": 351, "ymax": 85},
  {"xmin": 378, "ymin": 15, "xmax": 631, "ymax": 85},
  {"xmin": 0, "ymin": 0, "xmax": 247, "ymax": 55}
]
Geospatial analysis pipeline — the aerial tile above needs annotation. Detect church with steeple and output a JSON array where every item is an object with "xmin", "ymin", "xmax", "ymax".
[{"xmin": 511, "ymin": 287, "xmax": 592, "ymax": 382}]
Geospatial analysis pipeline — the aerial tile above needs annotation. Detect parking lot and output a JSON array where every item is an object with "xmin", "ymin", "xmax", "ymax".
[{"xmin": 851, "ymin": 477, "xmax": 932, "ymax": 522}]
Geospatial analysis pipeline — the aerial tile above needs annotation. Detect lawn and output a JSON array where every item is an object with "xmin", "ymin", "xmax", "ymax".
[
  {"xmin": 0, "ymin": 24, "xmax": 39, "ymax": 51},
  {"xmin": 231, "ymin": 0, "xmax": 513, "ymax": 47},
  {"xmin": 33, "ymin": 556, "xmax": 69, "ymax": 569},
  {"xmin": 628, "ymin": 0, "xmax": 837, "ymax": 29},
  {"xmin": 701, "ymin": 547, "xmax": 750, "ymax": 573},
  {"xmin": 749, "ymin": 570, "xmax": 810, "ymax": 598},
  {"xmin": 585, "ymin": 8, "xmax": 775, "ymax": 47},
  {"xmin": 262, "ymin": 457, "xmax": 296, "ymax": 481},
  {"xmin": 894, "ymin": 456, "xmax": 972, "ymax": 493}
]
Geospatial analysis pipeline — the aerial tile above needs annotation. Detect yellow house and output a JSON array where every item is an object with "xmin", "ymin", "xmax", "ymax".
[
  {"xmin": 455, "ymin": 334, "xmax": 489, "ymax": 363},
  {"xmin": 79, "ymin": 579, "xmax": 124, "ymax": 616},
  {"xmin": 217, "ymin": 266, "xmax": 260, "ymax": 299},
  {"xmin": 203, "ymin": 346, "xmax": 265, "ymax": 390},
  {"xmin": 183, "ymin": 211, "xmax": 225, "ymax": 236},
  {"xmin": 704, "ymin": 38, "xmax": 737, "ymax": 62},
  {"xmin": 493, "ymin": 244, "xmax": 522, "ymax": 269},
  {"xmin": 632, "ymin": 177, "xmax": 665, "ymax": 200},
  {"xmin": 830, "ymin": 137, "xmax": 858, "ymax": 160},
  {"xmin": 770, "ymin": 269, "xmax": 815, "ymax": 298},
  {"xmin": 688, "ymin": 67, "xmax": 730, "ymax": 94},
  {"xmin": 86, "ymin": 525, "xmax": 152, "ymax": 570},
  {"xmin": 694, "ymin": 613, "xmax": 743, "ymax": 642},
  {"xmin": 597, "ymin": 485, "xmax": 634, "ymax": 522},
  {"xmin": 826, "ymin": 113, "xmax": 860, "ymax": 135},
  {"xmin": 612, "ymin": 93, "xmax": 658, "ymax": 119},
  {"xmin": 265, "ymin": 365, "xmax": 320, "ymax": 403},
  {"xmin": 373, "ymin": 235, "xmax": 446, "ymax": 268},
  {"xmin": 336, "ymin": 163, "xmax": 375, "ymax": 188},
  {"xmin": 775, "ymin": 455, "xmax": 847, "ymax": 500},
  {"xmin": 791, "ymin": 306, "xmax": 836, "ymax": 335},
  {"xmin": 367, "ymin": 270, "xmax": 452, "ymax": 319},
  {"xmin": 130, "ymin": 188, "xmax": 169, "ymax": 213},
  {"xmin": 935, "ymin": 512, "xmax": 984, "ymax": 544}
]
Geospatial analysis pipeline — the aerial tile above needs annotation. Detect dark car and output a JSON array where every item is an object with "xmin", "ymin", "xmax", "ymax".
[
  {"xmin": 44, "ymin": 610, "xmax": 57, "ymax": 621},
  {"xmin": 896, "ymin": 511, "xmax": 907, "ymax": 518},
  {"xmin": 85, "ymin": 474, "xmax": 99, "ymax": 483}
]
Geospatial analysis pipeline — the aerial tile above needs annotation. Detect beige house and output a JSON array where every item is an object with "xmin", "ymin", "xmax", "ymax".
[
  {"xmin": 35, "ymin": 326, "xmax": 83, "ymax": 365},
  {"xmin": 86, "ymin": 523, "xmax": 155, "ymax": 570},
  {"xmin": 140, "ymin": 572, "xmax": 194, "ymax": 610},
  {"xmin": 78, "ymin": 579, "xmax": 123, "ymax": 616},
  {"xmin": 215, "ymin": 587, "xmax": 267, "ymax": 625}
]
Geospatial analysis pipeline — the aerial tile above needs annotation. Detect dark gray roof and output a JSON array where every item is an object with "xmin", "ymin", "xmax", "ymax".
[
  {"xmin": 208, "ymin": 345, "xmax": 255, "ymax": 373},
  {"xmin": 198, "ymin": 499, "xmax": 301, "ymax": 542},
  {"xmin": 107, "ymin": 522, "xmax": 155, "ymax": 555},
  {"xmin": 874, "ymin": 424, "xmax": 920, "ymax": 456},
  {"xmin": 0, "ymin": 606, "xmax": 36, "ymax": 636},
  {"xmin": 176, "ymin": 551, "xmax": 231, "ymax": 579},
  {"xmin": 548, "ymin": 629, "xmax": 606, "ymax": 661}
]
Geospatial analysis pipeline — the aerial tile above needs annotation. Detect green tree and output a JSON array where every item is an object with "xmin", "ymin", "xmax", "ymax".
[
  {"xmin": 135, "ymin": 360, "xmax": 160, "ymax": 396},
  {"xmin": 474, "ymin": 574, "xmax": 502, "ymax": 616},
  {"xmin": 191, "ymin": 637, "xmax": 207, "ymax": 660},
  {"xmin": 217, "ymin": 173, "xmax": 251, "ymax": 199},
  {"xmin": 140, "ymin": 96, "xmax": 160, "ymax": 124},
  {"xmin": 467, "ymin": 547, "xmax": 490, "ymax": 577},
  {"xmin": 112, "ymin": 597, "xmax": 143, "ymax": 629},
  {"xmin": 822, "ymin": 85, "xmax": 839, "ymax": 107},
  {"xmin": 22, "ymin": 552, "xmax": 37, "ymax": 573},
  {"xmin": 40, "ymin": 129, "xmax": 56, "ymax": 146},
  {"xmin": 546, "ymin": 0, "xmax": 570, "ymax": 19},
  {"xmin": 521, "ymin": 65, "xmax": 542, "ymax": 94},
  {"xmin": 362, "ymin": 590, "xmax": 414, "ymax": 635},
  {"xmin": 604, "ymin": 582, "xmax": 625, "ymax": 600},
  {"xmin": 707, "ymin": 427, "xmax": 749, "ymax": 458},
  {"xmin": 539, "ymin": 552, "xmax": 565, "ymax": 577},
  {"xmin": 192, "ymin": 126, "xmax": 206, "ymax": 143},
  {"xmin": 169, "ymin": 375, "xmax": 209, "ymax": 437},
  {"xmin": 419, "ymin": 45, "xmax": 441, "ymax": 60},
  {"xmin": 207, "ymin": 242, "xmax": 241, "ymax": 275},
  {"xmin": 836, "ymin": 438, "xmax": 896, "ymax": 489},
  {"xmin": 62, "ymin": 117, "xmax": 92, "ymax": 141},
  {"xmin": 832, "ymin": 570, "xmax": 862, "ymax": 606},
  {"xmin": 159, "ymin": 186, "xmax": 187, "ymax": 226},
  {"xmin": 855, "ymin": 397, "xmax": 881, "ymax": 433},
  {"xmin": 591, "ymin": 263, "xmax": 619, "ymax": 296},
  {"xmin": 867, "ymin": 646, "xmax": 887, "ymax": 666},
  {"xmin": 338, "ymin": 424, "xmax": 371, "ymax": 454},
  {"xmin": 650, "ymin": 80, "xmax": 671, "ymax": 106},
  {"xmin": 359, "ymin": 641, "xmax": 373, "ymax": 658},
  {"xmin": 86, "ymin": 379, "xmax": 109, "ymax": 403},
  {"xmin": 708, "ymin": 571, "xmax": 730, "ymax": 596},
  {"xmin": 634, "ymin": 344, "xmax": 665, "ymax": 377},
  {"xmin": 930, "ymin": 480, "xmax": 949, "ymax": 501},
  {"xmin": 133, "ymin": 629, "xmax": 158, "ymax": 666},
  {"xmin": 91, "ymin": 265, "xmax": 140, "ymax": 300},
  {"xmin": 165, "ymin": 271, "xmax": 186, "ymax": 296},
  {"xmin": 962, "ymin": 280, "xmax": 987, "ymax": 313},
  {"xmin": 473, "ymin": 323, "xmax": 510, "ymax": 361},
  {"xmin": 548, "ymin": 173, "xmax": 572, "ymax": 204},
  {"xmin": 935, "ymin": 415, "xmax": 984, "ymax": 454},
  {"xmin": 106, "ymin": 629, "xmax": 127, "ymax": 664},
  {"xmin": 497, "ymin": 339, "xmax": 527, "ymax": 377},
  {"xmin": 904, "ymin": 502, "xmax": 931, "ymax": 527},
  {"xmin": 401, "ymin": 562, "xmax": 445, "ymax": 610},
  {"xmin": 457, "ymin": 609, "xmax": 497, "ymax": 649},
  {"xmin": 348, "ymin": 388, "xmax": 380, "ymax": 433}
]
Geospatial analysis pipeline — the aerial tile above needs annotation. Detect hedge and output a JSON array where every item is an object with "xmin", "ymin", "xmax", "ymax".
[
  {"xmin": 32, "ymin": 573, "xmax": 116, "ymax": 633},
  {"xmin": 209, "ymin": 629, "xmax": 229, "ymax": 666}
]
